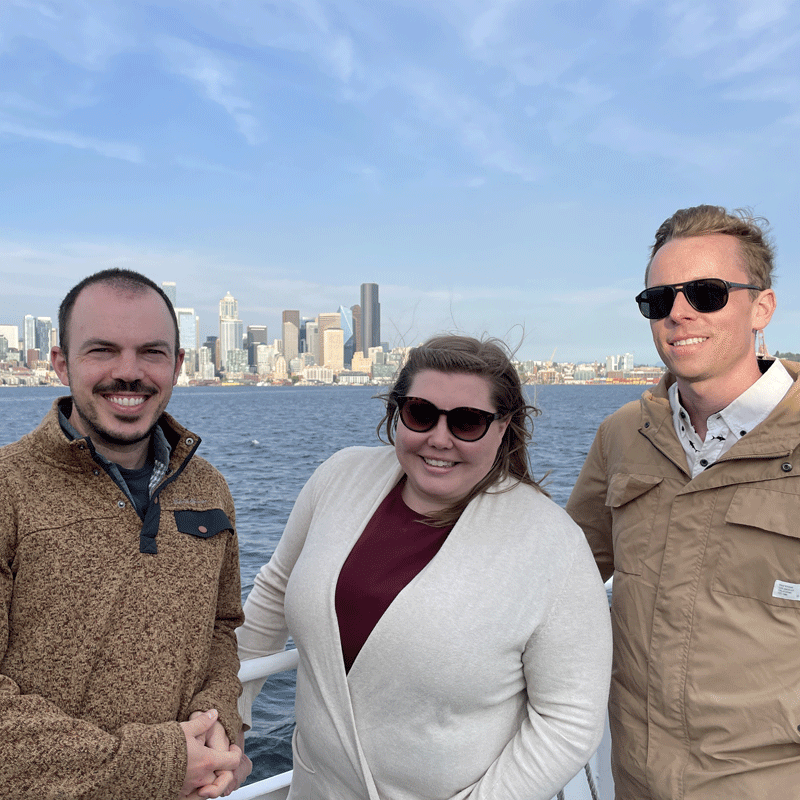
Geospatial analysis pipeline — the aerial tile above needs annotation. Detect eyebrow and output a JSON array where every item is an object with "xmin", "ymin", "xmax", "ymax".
[{"xmin": 80, "ymin": 338, "xmax": 173, "ymax": 351}]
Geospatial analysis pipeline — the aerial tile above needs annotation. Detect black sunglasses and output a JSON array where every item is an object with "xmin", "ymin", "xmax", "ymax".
[
  {"xmin": 635, "ymin": 278, "xmax": 761, "ymax": 320},
  {"xmin": 396, "ymin": 396, "xmax": 503, "ymax": 442}
]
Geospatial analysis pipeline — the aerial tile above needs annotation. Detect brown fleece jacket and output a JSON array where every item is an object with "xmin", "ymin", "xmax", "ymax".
[{"xmin": 0, "ymin": 399, "xmax": 244, "ymax": 800}]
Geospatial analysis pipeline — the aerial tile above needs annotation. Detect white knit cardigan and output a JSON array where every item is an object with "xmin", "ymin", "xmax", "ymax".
[{"xmin": 239, "ymin": 445, "xmax": 611, "ymax": 800}]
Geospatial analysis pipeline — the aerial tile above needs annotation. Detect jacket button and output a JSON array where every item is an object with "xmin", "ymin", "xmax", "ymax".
[
  {"xmin": 782, "ymin": 463, "xmax": 793, "ymax": 473},
  {"xmin": 93, "ymin": 469, "xmax": 100, "ymax": 476},
  {"xmin": 186, "ymin": 437, "xmax": 195, "ymax": 445},
  {"xmin": 644, "ymin": 422, "xmax": 650, "ymax": 429},
  {"xmin": 117, "ymin": 500, "xmax": 126, "ymax": 508}
]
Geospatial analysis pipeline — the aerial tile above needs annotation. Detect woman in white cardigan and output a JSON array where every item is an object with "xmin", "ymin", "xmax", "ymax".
[{"xmin": 238, "ymin": 335, "xmax": 611, "ymax": 800}]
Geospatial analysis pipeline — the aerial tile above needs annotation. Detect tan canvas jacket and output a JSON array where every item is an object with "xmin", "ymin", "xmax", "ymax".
[
  {"xmin": 567, "ymin": 360, "xmax": 800, "ymax": 800},
  {"xmin": 0, "ymin": 399, "xmax": 243, "ymax": 800}
]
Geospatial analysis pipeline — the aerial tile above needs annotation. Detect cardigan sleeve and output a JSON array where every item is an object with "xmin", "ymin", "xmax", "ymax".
[
  {"xmin": 237, "ymin": 456, "xmax": 320, "ymax": 728},
  {"xmin": 460, "ymin": 536, "xmax": 612, "ymax": 800}
]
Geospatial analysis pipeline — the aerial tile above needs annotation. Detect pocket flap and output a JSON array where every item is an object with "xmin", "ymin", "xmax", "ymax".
[
  {"xmin": 726, "ymin": 487, "xmax": 800, "ymax": 539},
  {"xmin": 606, "ymin": 472, "xmax": 663, "ymax": 508},
  {"xmin": 174, "ymin": 509, "xmax": 233, "ymax": 538}
]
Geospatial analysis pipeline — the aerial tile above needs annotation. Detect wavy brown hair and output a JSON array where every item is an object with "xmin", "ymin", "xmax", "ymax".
[
  {"xmin": 646, "ymin": 205, "xmax": 776, "ymax": 296},
  {"xmin": 377, "ymin": 335, "xmax": 546, "ymax": 527}
]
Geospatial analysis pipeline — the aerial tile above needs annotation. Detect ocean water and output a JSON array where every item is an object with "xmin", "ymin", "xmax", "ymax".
[{"xmin": 0, "ymin": 382, "xmax": 646, "ymax": 782}]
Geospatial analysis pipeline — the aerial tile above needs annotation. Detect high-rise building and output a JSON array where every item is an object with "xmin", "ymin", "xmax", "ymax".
[
  {"xmin": 0, "ymin": 325, "xmax": 19, "ymax": 351},
  {"xmin": 317, "ymin": 312, "xmax": 341, "ymax": 369},
  {"xmin": 351, "ymin": 304, "xmax": 362, "ymax": 355},
  {"xmin": 337, "ymin": 306, "xmax": 355, "ymax": 368},
  {"xmin": 360, "ymin": 283, "xmax": 380, "ymax": 356},
  {"xmin": 23, "ymin": 315, "xmax": 36, "ymax": 362},
  {"xmin": 161, "ymin": 282, "xmax": 177, "ymax": 307},
  {"xmin": 323, "ymin": 327, "xmax": 344, "ymax": 372},
  {"xmin": 219, "ymin": 292, "xmax": 244, "ymax": 376},
  {"xmin": 247, "ymin": 325, "xmax": 268, "ymax": 368},
  {"xmin": 304, "ymin": 321, "xmax": 318, "ymax": 366},
  {"xmin": 175, "ymin": 308, "xmax": 198, "ymax": 375},
  {"xmin": 35, "ymin": 317, "xmax": 53, "ymax": 360},
  {"xmin": 282, "ymin": 310, "xmax": 300, "ymax": 366}
]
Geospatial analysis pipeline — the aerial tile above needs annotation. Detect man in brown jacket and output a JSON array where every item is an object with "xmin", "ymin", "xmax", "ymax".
[
  {"xmin": 567, "ymin": 205, "xmax": 800, "ymax": 799},
  {"xmin": 0, "ymin": 269, "xmax": 248, "ymax": 799}
]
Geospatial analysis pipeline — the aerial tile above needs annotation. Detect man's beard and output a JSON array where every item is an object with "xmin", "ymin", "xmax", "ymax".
[{"xmin": 72, "ymin": 379, "xmax": 160, "ymax": 447}]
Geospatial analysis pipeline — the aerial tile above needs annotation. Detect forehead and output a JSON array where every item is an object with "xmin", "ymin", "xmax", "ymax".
[
  {"xmin": 69, "ymin": 283, "xmax": 175, "ymax": 349},
  {"xmin": 408, "ymin": 369, "xmax": 495, "ymax": 408},
  {"xmin": 648, "ymin": 234, "xmax": 748, "ymax": 287}
]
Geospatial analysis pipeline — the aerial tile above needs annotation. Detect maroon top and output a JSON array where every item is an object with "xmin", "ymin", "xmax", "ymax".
[{"xmin": 335, "ymin": 480, "xmax": 454, "ymax": 672}]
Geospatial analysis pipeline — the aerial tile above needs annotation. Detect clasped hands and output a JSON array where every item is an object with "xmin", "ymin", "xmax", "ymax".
[{"xmin": 180, "ymin": 709, "xmax": 252, "ymax": 799}]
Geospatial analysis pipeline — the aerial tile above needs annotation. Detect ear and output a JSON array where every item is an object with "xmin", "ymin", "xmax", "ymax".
[
  {"xmin": 496, "ymin": 415, "xmax": 511, "ymax": 439},
  {"xmin": 51, "ymin": 346, "xmax": 70, "ymax": 388},
  {"xmin": 752, "ymin": 288, "xmax": 776, "ymax": 332},
  {"xmin": 173, "ymin": 348, "xmax": 186, "ymax": 386}
]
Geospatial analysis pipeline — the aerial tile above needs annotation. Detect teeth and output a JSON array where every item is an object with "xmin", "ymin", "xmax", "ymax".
[
  {"xmin": 673, "ymin": 337, "xmax": 706, "ymax": 347},
  {"xmin": 108, "ymin": 396, "xmax": 146, "ymax": 407},
  {"xmin": 424, "ymin": 458, "xmax": 455, "ymax": 468}
]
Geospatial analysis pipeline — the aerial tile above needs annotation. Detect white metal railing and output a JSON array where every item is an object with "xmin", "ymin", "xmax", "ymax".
[{"xmin": 229, "ymin": 648, "xmax": 614, "ymax": 800}]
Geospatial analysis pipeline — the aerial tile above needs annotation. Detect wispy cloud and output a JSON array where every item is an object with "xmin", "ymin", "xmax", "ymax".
[
  {"xmin": 156, "ymin": 36, "xmax": 263, "ymax": 145},
  {"xmin": 0, "ymin": 119, "xmax": 142, "ymax": 161}
]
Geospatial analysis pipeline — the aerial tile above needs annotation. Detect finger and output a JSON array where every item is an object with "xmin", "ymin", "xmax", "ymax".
[
  {"xmin": 181, "ymin": 709, "xmax": 219, "ymax": 739},
  {"xmin": 197, "ymin": 770, "xmax": 234, "ymax": 799}
]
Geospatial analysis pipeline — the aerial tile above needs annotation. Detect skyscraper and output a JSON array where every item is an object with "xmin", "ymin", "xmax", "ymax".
[
  {"xmin": 317, "ymin": 312, "xmax": 341, "ymax": 369},
  {"xmin": 247, "ymin": 325, "xmax": 268, "ymax": 368},
  {"xmin": 175, "ymin": 308, "xmax": 198, "ymax": 375},
  {"xmin": 219, "ymin": 291, "xmax": 244, "ymax": 376},
  {"xmin": 35, "ymin": 317, "xmax": 53, "ymax": 361},
  {"xmin": 161, "ymin": 282, "xmax": 177, "ymax": 307},
  {"xmin": 337, "ymin": 305, "xmax": 355, "ymax": 368},
  {"xmin": 282, "ymin": 310, "xmax": 300, "ymax": 366},
  {"xmin": 360, "ymin": 283, "xmax": 380, "ymax": 356}
]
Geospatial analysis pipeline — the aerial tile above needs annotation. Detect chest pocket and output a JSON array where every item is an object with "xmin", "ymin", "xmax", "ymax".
[
  {"xmin": 606, "ymin": 472, "xmax": 663, "ymax": 576},
  {"xmin": 174, "ymin": 509, "xmax": 233, "ymax": 538},
  {"xmin": 713, "ymin": 486, "xmax": 800, "ymax": 609}
]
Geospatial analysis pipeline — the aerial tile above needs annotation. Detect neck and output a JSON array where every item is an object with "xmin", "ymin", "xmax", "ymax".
[{"xmin": 675, "ymin": 363, "xmax": 763, "ymax": 440}]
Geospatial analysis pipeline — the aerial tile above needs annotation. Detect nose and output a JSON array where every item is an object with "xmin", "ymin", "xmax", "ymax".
[
  {"xmin": 426, "ymin": 414, "xmax": 453, "ymax": 448},
  {"xmin": 667, "ymin": 287, "xmax": 696, "ymax": 321},
  {"xmin": 111, "ymin": 350, "xmax": 145, "ymax": 381}
]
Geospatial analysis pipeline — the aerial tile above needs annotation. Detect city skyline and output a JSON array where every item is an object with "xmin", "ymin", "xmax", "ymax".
[{"xmin": 2, "ymin": 2, "xmax": 798, "ymax": 365}]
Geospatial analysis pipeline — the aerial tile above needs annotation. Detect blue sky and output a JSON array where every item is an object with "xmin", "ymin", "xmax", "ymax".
[{"xmin": 1, "ymin": 0, "xmax": 798, "ymax": 364}]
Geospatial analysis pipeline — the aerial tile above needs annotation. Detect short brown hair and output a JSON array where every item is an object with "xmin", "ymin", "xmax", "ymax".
[
  {"xmin": 59, "ymin": 269, "xmax": 180, "ymax": 357},
  {"xmin": 646, "ymin": 205, "xmax": 776, "ymax": 294},
  {"xmin": 378, "ymin": 335, "xmax": 546, "ymax": 527}
]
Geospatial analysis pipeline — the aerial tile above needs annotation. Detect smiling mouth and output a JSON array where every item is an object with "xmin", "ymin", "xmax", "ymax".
[
  {"xmin": 105, "ymin": 395, "xmax": 148, "ymax": 407},
  {"xmin": 671, "ymin": 337, "xmax": 708, "ymax": 347},
  {"xmin": 423, "ymin": 457, "xmax": 456, "ymax": 468}
]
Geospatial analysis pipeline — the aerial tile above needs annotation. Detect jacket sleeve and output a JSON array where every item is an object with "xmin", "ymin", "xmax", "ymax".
[
  {"xmin": 566, "ymin": 423, "xmax": 615, "ymax": 582},
  {"xmin": 0, "ymin": 486, "xmax": 187, "ymax": 800},
  {"xmin": 186, "ymin": 492, "xmax": 245, "ymax": 745},
  {"xmin": 462, "ymin": 538, "xmax": 612, "ymax": 800},
  {"xmin": 237, "ymin": 463, "xmax": 320, "ymax": 728}
]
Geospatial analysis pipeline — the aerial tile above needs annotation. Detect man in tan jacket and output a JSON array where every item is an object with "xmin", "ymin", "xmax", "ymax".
[
  {"xmin": 567, "ymin": 205, "xmax": 800, "ymax": 799},
  {"xmin": 0, "ymin": 269, "xmax": 248, "ymax": 799}
]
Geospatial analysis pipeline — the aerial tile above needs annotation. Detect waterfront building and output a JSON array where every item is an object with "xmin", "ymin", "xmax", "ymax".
[
  {"xmin": 317, "ymin": 312, "xmax": 341, "ymax": 369},
  {"xmin": 302, "ymin": 365, "xmax": 334, "ymax": 384},
  {"xmin": 0, "ymin": 325, "xmax": 19, "ymax": 351},
  {"xmin": 219, "ymin": 291, "xmax": 245, "ymax": 376},
  {"xmin": 197, "ymin": 346, "xmax": 215, "ymax": 380},
  {"xmin": 175, "ymin": 308, "xmax": 198, "ymax": 375},
  {"xmin": 35, "ymin": 317, "xmax": 53, "ymax": 361},
  {"xmin": 282, "ymin": 311, "xmax": 299, "ymax": 366},
  {"xmin": 23, "ymin": 315, "xmax": 35, "ymax": 364},
  {"xmin": 323, "ymin": 327, "xmax": 344, "ymax": 372},
  {"xmin": 351, "ymin": 352, "xmax": 372, "ymax": 375},
  {"xmin": 247, "ymin": 325, "xmax": 269, "ymax": 368},
  {"xmin": 360, "ymin": 283, "xmax": 380, "ymax": 356},
  {"xmin": 337, "ymin": 305, "xmax": 355, "ymax": 368}
]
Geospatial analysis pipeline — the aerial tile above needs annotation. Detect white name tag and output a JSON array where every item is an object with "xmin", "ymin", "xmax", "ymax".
[{"xmin": 772, "ymin": 580, "xmax": 800, "ymax": 601}]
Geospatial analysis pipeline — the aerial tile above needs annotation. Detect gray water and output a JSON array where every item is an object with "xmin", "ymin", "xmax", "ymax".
[{"xmin": 0, "ymin": 382, "xmax": 645, "ymax": 781}]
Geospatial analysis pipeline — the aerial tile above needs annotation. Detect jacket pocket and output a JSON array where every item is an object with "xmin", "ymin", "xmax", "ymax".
[
  {"xmin": 606, "ymin": 472, "xmax": 663, "ymax": 576},
  {"xmin": 174, "ymin": 509, "xmax": 233, "ymax": 539},
  {"xmin": 713, "ymin": 486, "xmax": 800, "ymax": 608},
  {"xmin": 291, "ymin": 726, "xmax": 317, "ymax": 774}
]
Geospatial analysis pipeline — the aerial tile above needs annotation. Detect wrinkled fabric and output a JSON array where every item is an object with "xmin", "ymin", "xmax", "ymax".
[
  {"xmin": 0, "ymin": 399, "xmax": 243, "ymax": 800},
  {"xmin": 567, "ymin": 361, "xmax": 800, "ymax": 800}
]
